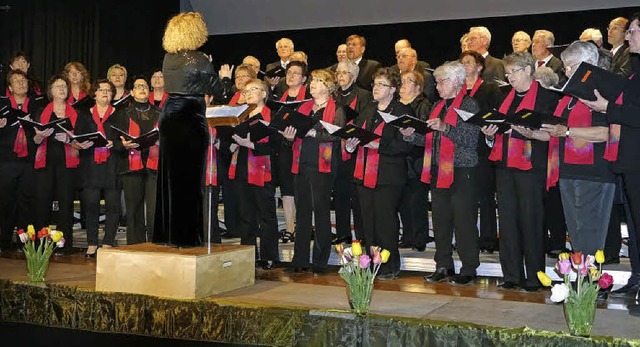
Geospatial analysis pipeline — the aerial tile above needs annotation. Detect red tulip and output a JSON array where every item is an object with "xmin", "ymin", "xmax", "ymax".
[
  {"xmin": 570, "ymin": 252, "xmax": 583, "ymax": 266},
  {"xmin": 598, "ymin": 273, "xmax": 614, "ymax": 289}
]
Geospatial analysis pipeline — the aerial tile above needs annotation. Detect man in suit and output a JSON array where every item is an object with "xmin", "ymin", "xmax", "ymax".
[
  {"xmin": 242, "ymin": 56, "xmax": 261, "ymax": 76},
  {"xmin": 346, "ymin": 34, "xmax": 381, "ymax": 91},
  {"xmin": 511, "ymin": 31, "xmax": 532, "ymax": 53},
  {"xmin": 265, "ymin": 38, "xmax": 294, "ymax": 97},
  {"xmin": 531, "ymin": 30, "xmax": 564, "ymax": 81},
  {"xmin": 608, "ymin": 17, "xmax": 633, "ymax": 76},
  {"xmin": 466, "ymin": 26, "xmax": 506, "ymax": 82},
  {"xmin": 390, "ymin": 47, "xmax": 437, "ymax": 103}
]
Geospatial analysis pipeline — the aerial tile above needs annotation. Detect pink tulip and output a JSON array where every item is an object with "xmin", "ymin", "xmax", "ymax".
[
  {"xmin": 579, "ymin": 264, "xmax": 589, "ymax": 276},
  {"xmin": 373, "ymin": 252, "xmax": 382, "ymax": 265},
  {"xmin": 598, "ymin": 273, "xmax": 614, "ymax": 289},
  {"xmin": 359, "ymin": 254, "xmax": 371, "ymax": 268},
  {"xmin": 556, "ymin": 259, "xmax": 571, "ymax": 275}
]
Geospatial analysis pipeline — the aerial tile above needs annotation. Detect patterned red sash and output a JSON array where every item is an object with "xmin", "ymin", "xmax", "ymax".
[
  {"xmin": 354, "ymin": 120, "xmax": 384, "ymax": 188},
  {"xmin": 205, "ymin": 126, "xmax": 218, "ymax": 186},
  {"xmin": 34, "ymin": 103, "xmax": 79, "ymax": 169},
  {"xmin": 128, "ymin": 119, "xmax": 159, "ymax": 171},
  {"xmin": 294, "ymin": 98, "xmax": 337, "ymax": 173},
  {"xmin": 228, "ymin": 106, "xmax": 272, "ymax": 186},
  {"xmin": 9, "ymin": 95, "xmax": 29, "ymax": 157},
  {"xmin": 91, "ymin": 105, "xmax": 114, "ymax": 164}
]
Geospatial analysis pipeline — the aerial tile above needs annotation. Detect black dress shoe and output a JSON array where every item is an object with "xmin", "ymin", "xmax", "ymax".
[
  {"xmin": 425, "ymin": 236, "xmax": 435, "ymax": 244},
  {"xmin": 398, "ymin": 241, "xmax": 413, "ymax": 249},
  {"xmin": 413, "ymin": 245, "xmax": 426, "ymax": 252},
  {"xmin": 312, "ymin": 266, "xmax": 328, "ymax": 276},
  {"xmin": 629, "ymin": 304, "xmax": 640, "ymax": 317},
  {"xmin": 480, "ymin": 247, "xmax": 494, "ymax": 254},
  {"xmin": 597, "ymin": 289, "xmax": 609, "ymax": 301},
  {"xmin": 85, "ymin": 252, "xmax": 96, "ymax": 259},
  {"xmin": 284, "ymin": 266, "xmax": 310, "ymax": 274},
  {"xmin": 497, "ymin": 281, "xmax": 519, "ymax": 290},
  {"xmin": 378, "ymin": 270, "xmax": 400, "ymax": 281},
  {"xmin": 331, "ymin": 236, "xmax": 351, "ymax": 245},
  {"xmin": 610, "ymin": 283, "xmax": 640, "ymax": 298},
  {"xmin": 261, "ymin": 260, "xmax": 278, "ymax": 270},
  {"xmin": 425, "ymin": 268, "xmax": 454, "ymax": 283},
  {"xmin": 450, "ymin": 275, "xmax": 476, "ymax": 286},
  {"xmin": 520, "ymin": 285, "xmax": 541, "ymax": 292}
]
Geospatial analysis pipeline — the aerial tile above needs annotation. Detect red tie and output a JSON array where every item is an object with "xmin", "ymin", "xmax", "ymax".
[{"xmin": 537, "ymin": 61, "xmax": 545, "ymax": 67}]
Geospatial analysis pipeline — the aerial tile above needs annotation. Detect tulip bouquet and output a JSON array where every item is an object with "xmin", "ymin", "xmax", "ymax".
[
  {"xmin": 537, "ymin": 250, "xmax": 613, "ymax": 336},
  {"xmin": 18, "ymin": 225, "xmax": 65, "ymax": 283},
  {"xmin": 335, "ymin": 240, "xmax": 389, "ymax": 315}
]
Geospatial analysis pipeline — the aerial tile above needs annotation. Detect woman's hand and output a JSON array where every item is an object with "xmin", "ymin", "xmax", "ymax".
[
  {"xmin": 364, "ymin": 140, "xmax": 379, "ymax": 149},
  {"xmin": 121, "ymin": 136, "xmax": 139, "ymax": 149},
  {"xmin": 74, "ymin": 140, "xmax": 94, "ymax": 150},
  {"xmin": 427, "ymin": 118, "xmax": 447, "ymax": 132},
  {"xmin": 345, "ymin": 137, "xmax": 360, "ymax": 153},
  {"xmin": 34, "ymin": 128, "xmax": 54, "ymax": 144},
  {"xmin": 399, "ymin": 127, "xmax": 415, "ymax": 137},
  {"xmin": 540, "ymin": 124, "xmax": 568, "ymax": 137},
  {"xmin": 0, "ymin": 118, "xmax": 7, "ymax": 129},
  {"xmin": 579, "ymin": 89, "xmax": 608, "ymax": 113},
  {"xmin": 511, "ymin": 125, "xmax": 534, "ymax": 138},
  {"xmin": 481, "ymin": 124, "xmax": 498, "ymax": 139},
  {"xmin": 232, "ymin": 133, "xmax": 254, "ymax": 149},
  {"xmin": 279, "ymin": 126, "xmax": 297, "ymax": 141},
  {"xmin": 219, "ymin": 64, "xmax": 234, "ymax": 79},
  {"xmin": 54, "ymin": 132, "xmax": 68, "ymax": 143},
  {"xmin": 306, "ymin": 128, "xmax": 317, "ymax": 138}
]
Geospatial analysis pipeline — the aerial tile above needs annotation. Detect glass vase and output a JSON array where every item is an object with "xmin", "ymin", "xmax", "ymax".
[
  {"xmin": 346, "ymin": 281, "xmax": 373, "ymax": 316},
  {"xmin": 563, "ymin": 298, "xmax": 596, "ymax": 337},
  {"xmin": 26, "ymin": 255, "xmax": 50, "ymax": 283}
]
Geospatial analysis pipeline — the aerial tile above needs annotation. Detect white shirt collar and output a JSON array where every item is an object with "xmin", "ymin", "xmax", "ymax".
[{"xmin": 611, "ymin": 44, "xmax": 624, "ymax": 57}]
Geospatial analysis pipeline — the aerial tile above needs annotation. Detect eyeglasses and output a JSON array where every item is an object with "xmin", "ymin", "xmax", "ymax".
[
  {"xmin": 372, "ymin": 82, "xmax": 393, "ymax": 89},
  {"xmin": 241, "ymin": 87, "xmax": 263, "ymax": 95},
  {"xmin": 96, "ymin": 88, "xmax": 112, "ymax": 93},
  {"xmin": 286, "ymin": 71, "xmax": 302, "ymax": 77},
  {"xmin": 434, "ymin": 78, "xmax": 450, "ymax": 85},
  {"xmin": 52, "ymin": 85, "xmax": 68, "ymax": 90},
  {"xmin": 133, "ymin": 84, "xmax": 149, "ymax": 90},
  {"xmin": 626, "ymin": 28, "xmax": 640, "ymax": 36},
  {"xmin": 504, "ymin": 67, "xmax": 525, "ymax": 78},
  {"xmin": 11, "ymin": 79, "xmax": 28, "ymax": 85}
]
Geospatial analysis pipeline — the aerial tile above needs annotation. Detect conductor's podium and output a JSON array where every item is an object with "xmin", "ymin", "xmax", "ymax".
[{"xmin": 96, "ymin": 243, "xmax": 255, "ymax": 299}]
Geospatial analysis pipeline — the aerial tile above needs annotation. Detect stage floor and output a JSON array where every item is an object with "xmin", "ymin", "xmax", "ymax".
[{"xmin": 1, "ymin": 250, "xmax": 639, "ymax": 341}]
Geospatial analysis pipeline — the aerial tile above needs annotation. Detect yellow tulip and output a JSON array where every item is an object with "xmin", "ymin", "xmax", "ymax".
[
  {"xmin": 27, "ymin": 225, "xmax": 35, "ymax": 237},
  {"xmin": 558, "ymin": 252, "xmax": 570, "ymax": 260},
  {"xmin": 537, "ymin": 271, "xmax": 552, "ymax": 287},
  {"xmin": 51, "ymin": 230, "xmax": 64, "ymax": 243},
  {"xmin": 380, "ymin": 249, "xmax": 390, "ymax": 263},
  {"xmin": 351, "ymin": 240, "xmax": 362, "ymax": 256},
  {"xmin": 590, "ymin": 267, "xmax": 601, "ymax": 280},
  {"xmin": 595, "ymin": 250, "xmax": 605, "ymax": 264}
]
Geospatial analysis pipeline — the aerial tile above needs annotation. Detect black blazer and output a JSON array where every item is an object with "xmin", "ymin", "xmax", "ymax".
[
  {"xmin": 543, "ymin": 55, "xmax": 566, "ymax": 87},
  {"xmin": 482, "ymin": 55, "xmax": 506, "ymax": 83},
  {"xmin": 611, "ymin": 45, "xmax": 632, "ymax": 77},
  {"xmin": 356, "ymin": 58, "xmax": 382, "ymax": 91}
]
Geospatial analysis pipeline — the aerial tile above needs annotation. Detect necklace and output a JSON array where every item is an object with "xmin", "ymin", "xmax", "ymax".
[
  {"xmin": 135, "ymin": 104, "xmax": 151, "ymax": 112},
  {"xmin": 314, "ymin": 99, "xmax": 328, "ymax": 107}
]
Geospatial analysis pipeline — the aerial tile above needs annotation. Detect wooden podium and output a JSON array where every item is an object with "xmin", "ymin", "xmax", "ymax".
[{"xmin": 96, "ymin": 243, "xmax": 255, "ymax": 299}]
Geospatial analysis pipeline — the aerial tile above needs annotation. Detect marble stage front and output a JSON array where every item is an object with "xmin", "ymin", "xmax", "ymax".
[{"xmin": 1, "ymin": 255, "xmax": 640, "ymax": 346}]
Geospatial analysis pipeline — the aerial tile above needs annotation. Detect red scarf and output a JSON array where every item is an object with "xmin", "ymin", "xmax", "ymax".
[
  {"xmin": 488, "ymin": 81, "xmax": 539, "ymax": 170},
  {"xmin": 128, "ymin": 119, "xmax": 159, "ymax": 171},
  {"xmin": 467, "ymin": 78, "xmax": 483, "ymax": 97},
  {"xmin": 603, "ymin": 74, "xmax": 633, "ymax": 162},
  {"xmin": 91, "ymin": 105, "xmax": 114, "ymax": 164},
  {"xmin": 9, "ymin": 95, "xmax": 29, "ymax": 157},
  {"xmin": 354, "ymin": 120, "xmax": 385, "ymax": 188},
  {"xmin": 228, "ymin": 91, "xmax": 242, "ymax": 106},
  {"xmin": 206, "ymin": 126, "xmax": 218, "ymax": 186},
  {"xmin": 293, "ymin": 98, "xmax": 337, "ymax": 173},
  {"xmin": 149, "ymin": 91, "xmax": 168, "ymax": 108},
  {"xmin": 228, "ymin": 106, "xmax": 272, "ymax": 186},
  {"xmin": 421, "ymin": 89, "xmax": 465, "ymax": 188},
  {"xmin": 279, "ymin": 85, "xmax": 307, "ymax": 102},
  {"xmin": 67, "ymin": 90, "xmax": 87, "ymax": 105},
  {"xmin": 34, "ymin": 103, "xmax": 79, "ymax": 169},
  {"xmin": 547, "ymin": 97, "xmax": 594, "ymax": 189}
]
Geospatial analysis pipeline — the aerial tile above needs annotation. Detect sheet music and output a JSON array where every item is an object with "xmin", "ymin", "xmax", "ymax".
[
  {"xmin": 319, "ymin": 120, "xmax": 340, "ymax": 134},
  {"xmin": 453, "ymin": 108, "xmax": 475, "ymax": 121},
  {"xmin": 378, "ymin": 111, "xmax": 398, "ymax": 123},
  {"xmin": 206, "ymin": 104, "xmax": 249, "ymax": 118}
]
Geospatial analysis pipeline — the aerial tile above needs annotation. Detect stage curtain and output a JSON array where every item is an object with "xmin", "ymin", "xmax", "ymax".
[{"xmin": 1, "ymin": 280, "xmax": 639, "ymax": 347}]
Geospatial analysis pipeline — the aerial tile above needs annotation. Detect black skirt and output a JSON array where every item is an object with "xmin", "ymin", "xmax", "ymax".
[{"xmin": 153, "ymin": 95, "xmax": 208, "ymax": 246}]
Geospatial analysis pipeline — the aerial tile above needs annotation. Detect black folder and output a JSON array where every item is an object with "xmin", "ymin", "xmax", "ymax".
[
  {"xmin": 269, "ymin": 106, "xmax": 314, "ymax": 137},
  {"xmin": 265, "ymin": 98, "xmax": 312, "ymax": 113},
  {"xmin": 264, "ymin": 65, "xmax": 286, "ymax": 79},
  {"xmin": 0, "ymin": 105, "xmax": 27, "ymax": 125},
  {"xmin": 18, "ymin": 117, "xmax": 71, "ymax": 132},
  {"xmin": 343, "ymin": 106, "xmax": 359, "ymax": 123},
  {"xmin": 112, "ymin": 94, "xmax": 132, "ymax": 109},
  {"xmin": 58, "ymin": 125, "xmax": 109, "ymax": 149},
  {"xmin": 233, "ymin": 117, "xmax": 275, "ymax": 142},
  {"xmin": 504, "ymin": 109, "xmax": 544, "ymax": 129},
  {"xmin": 550, "ymin": 61, "xmax": 626, "ymax": 101},
  {"xmin": 111, "ymin": 126, "xmax": 159, "ymax": 150},
  {"xmin": 387, "ymin": 114, "xmax": 432, "ymax": 135},
  {"xmin": 462, "ymin": 109, "xmax": 511, "ymax": 133},
  {"xmin": 329, "ymin": 123, "xmax": 381, "ymax": 145},
  {"xmin": 71, "ymin": 96, "xmax": 96, "ymax": 110}
]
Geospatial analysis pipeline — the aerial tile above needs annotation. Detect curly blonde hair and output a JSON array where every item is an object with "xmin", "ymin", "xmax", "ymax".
[
  {"xmin": 310, "ymin": 69, "xmax": 337, "ymax": 94},
  {"xmin": 162, "ymin": 12, "xmax": 208, "ymax": 53}
]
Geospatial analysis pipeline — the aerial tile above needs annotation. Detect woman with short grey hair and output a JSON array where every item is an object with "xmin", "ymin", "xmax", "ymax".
[
  {"xmin": 401, "ymin": 61, "xmax": 481, "ymax": 286},
  {"xmin": 538, "ymin": 40, "xmax": 615, "ymax": 256}
]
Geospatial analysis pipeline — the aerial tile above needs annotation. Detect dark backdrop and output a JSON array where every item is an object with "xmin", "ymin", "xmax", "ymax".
[
  {"xmin": 1, "ymin": 3, "xmax": 638, "ymax": 92},
  {"xmin": 0, "ymin": 0, "xmax": 178, "ymax": 91},
  {"xmin": 205, "ymin": 6, "xmax": 640, "ymax": 72}
]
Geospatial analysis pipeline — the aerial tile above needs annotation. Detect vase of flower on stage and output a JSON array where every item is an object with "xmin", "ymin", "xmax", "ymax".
[
  {"xmin": 335, "ymin": 241, "xmax": 390, "ymax": 316},
  {"xmin": 18, "ymin": 225, "xmax": 65, "ymax": 284},
  {"xmin": 563, "ymin": 299, "xmax": 596, "ymax": 337}
]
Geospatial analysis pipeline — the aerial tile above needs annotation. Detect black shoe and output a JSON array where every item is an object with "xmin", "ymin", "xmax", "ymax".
[
  {"xmin": 261, "ymin": 260, "xmax": 279, "ymax": 270},
  {"xmin": 450, "ymin": 275, "xmax": 476, "ymax": 286},
  {"xmin": 398, "ymin": 241, "xmax": 413, "ymax": 249},
  {"xmin": 378, "ymin": 270, "xmax": 400, "ymax": 281},
  {"xmin": 521, "ymin": 285, "xmax": 541, "ymax": 292},
  {"xmin": 425, "ymin": 268, "xmax": 454, "ymax": 283},
  {"xmin": 312, "ymin": 266, "xmax": 328, "ymax": 276},
  {"xmin": 629, "ymin": 304, "xmax": 640, "ymax": 317},
  {"xmin": 480, "ymin": 247, "xmax": 494, "ymax": 254},
  {"xmin": 284, "ymin": 266, "xmax": 310, "ymax": 274},
  {"xmin": 610, "ymin": 283, "xmax": 640, "ymax": 298},
  {"xmin": 85, "ymin": 252, "xmax": 96, "ymax": 259},
  {"xmin": 497, "ymin": 281, "xmax": 519, "ymax": 290},
  {"xmin": 426, "ymin": 236, "xmax": 435, "ymax": 244},
  {"xmin": 413, "ymin": 245, "xmax": 426, "ymax": 252},
  {"xmin": 280, "ymin": 232, "xmax": 295, "ymax": 243},
  {"xmin": 331, "ymin": 236, "xmax": 351, "ymax": 245},
  {"xmin": 597, "ymin": 289, "xmax": 609, "ymax": 301},
  {"xmin": 603, "ymin": 256, "xmax": 620, "ymax": 265}
]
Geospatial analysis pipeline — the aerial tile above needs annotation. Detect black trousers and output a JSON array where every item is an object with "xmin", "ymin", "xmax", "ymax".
[
  {"xmin": 203, "ymin": 185, "xmax": 221, "ymax": 244},
  {"xmin": 476, "ymin": 158, "xmax": 498, "ymax": 248},
  {"xmin": 0, "ymin": 161, "xmax": 36, "ymax": 247},
  {"xmin": 604, "ymin": 174, "xmax": 635, "ymax": 266},
  {"xmin": 358, "ymin": 183, "xmax": 404, "ymax": 275},
  {"xmin": 622, "ymin": 172, "xmax": 640, "ymax": 283},
  {"xmin": 431, "ymin": 167, "xmax": 479, "ymax": 276},
  {"xmin": 221, "ymin": 174, "xmax": 240, "ymax": 237},
  {"xmin": 121, "ymin": 172, "xmax": 157, "ymax": 244},
  {"xmin": 333, "ymin": 157, "xmax": 362, "ymax": 241},
  {"xmin": 34, "ymin": 163, "xmax": 77, "ymax": 248},
  {"xmin": 496, "ymin": 168, "xmax": 546, "ymax": 287},
  {"xmin": 544, "ymin": 185, "xmax": 567, "ymax": 252},
  {"xmin": 292, "ymin": 169, "xmax": 335, "ymax": 269},
  {"xmin": 82, "ymin": 186, "xmax": 120, "ymax": 247},
  {"xmin": 235, "ymin": 180, "xmax": 279, "ymax": 262},
  {"xmin": 399, "ymin": 178, "xmax": 431, "ymax": 247}
]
